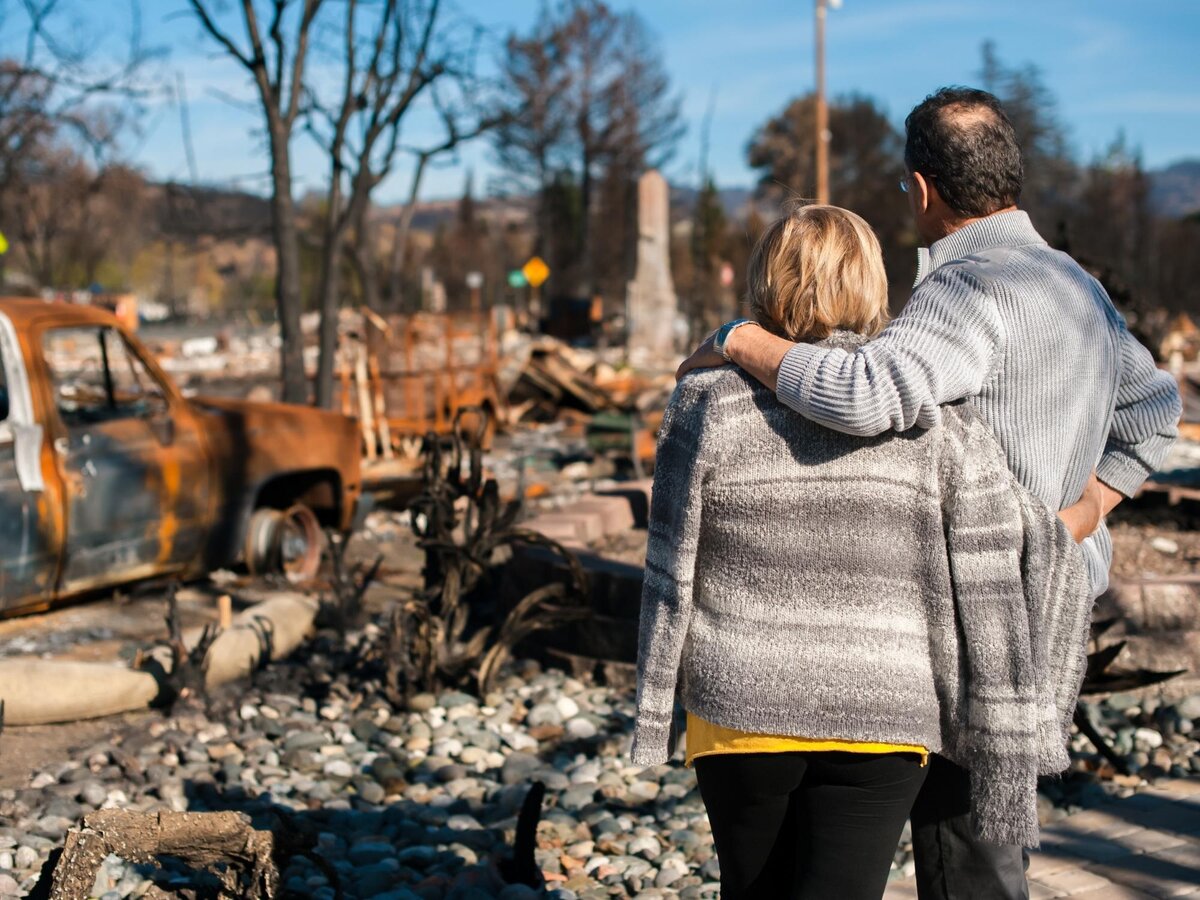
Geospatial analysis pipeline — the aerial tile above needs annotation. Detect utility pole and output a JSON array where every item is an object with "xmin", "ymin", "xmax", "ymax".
[
  {"xmin": 815, "ymin": 0, "xmax": 831, "ymax": 205},
  {"xmin": 163, "ymin": 73, "xmax": 202, "ymax": 321}
]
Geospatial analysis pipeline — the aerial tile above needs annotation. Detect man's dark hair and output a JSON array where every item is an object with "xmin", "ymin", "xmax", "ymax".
[{"xmin": 904, "ymin": 87, "xmax": 1023, "ymax": 218}]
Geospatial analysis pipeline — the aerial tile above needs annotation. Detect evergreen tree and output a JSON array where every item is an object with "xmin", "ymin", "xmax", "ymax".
[
  {"xmin": 978, "ymin": 41, "xmax": 1076, "ymax": 230},
  {"xmin": 746, "ymin": 93, "xmax": 910, "ymax": 300}
]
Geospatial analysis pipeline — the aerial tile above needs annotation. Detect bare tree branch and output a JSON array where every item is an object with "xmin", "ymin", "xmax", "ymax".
[
  {"xmin": 269, "ymin": 0, "xmax": 286, "ymax": 95},
  {"xmin": 306, "ymin": 0, "xmax": 496, "ymax": 405},
  {"xmin": 204, "ymin": 84, "xmax": 263, "ymax": 117},
  {"xmin": 187, "ymin": 0, "xmax": 253, "ymax": 69},
  {"xmin": 285, "ymin": 0, "xmax": 321, "ymax": 126}
]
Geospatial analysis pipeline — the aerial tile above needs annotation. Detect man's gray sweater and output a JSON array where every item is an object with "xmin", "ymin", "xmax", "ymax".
[
  {"xmin": 632, "ymin": 346, "xmax": 1093, "ymax": 848},
  {"xmin": 775, "ymin": 211, "xmax": 1181, "ymax": 594}
]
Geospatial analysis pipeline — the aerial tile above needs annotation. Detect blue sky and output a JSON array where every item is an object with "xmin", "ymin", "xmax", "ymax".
[{"xmin": 10, "ymin": 0, "xmax": 1199, "ymax": 201}]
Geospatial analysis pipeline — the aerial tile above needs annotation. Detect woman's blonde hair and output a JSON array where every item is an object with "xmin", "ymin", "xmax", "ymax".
[{"xmin": 745, "ymin": 204, "xmax": 889, "ymax": 342}]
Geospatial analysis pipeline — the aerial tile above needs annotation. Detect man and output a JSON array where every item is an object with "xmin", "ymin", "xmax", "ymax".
[{"xmin": 678, "ymin": 87, "xmax": 1181, "ymax": 899}]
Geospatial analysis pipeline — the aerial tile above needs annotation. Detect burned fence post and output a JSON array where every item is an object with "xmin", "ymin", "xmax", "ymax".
[{"xmin": 496, "ymin": 781, "xmax": 547, "ymax": 890}]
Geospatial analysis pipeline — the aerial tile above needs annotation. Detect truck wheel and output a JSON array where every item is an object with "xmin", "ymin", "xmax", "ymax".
[
  {"xmin": 244, "ymin": 504, "xmax": 324, "ymax": 582},
  {"xmin": 244, "ymin": 508, "xmax": 281, "ymax": 577},
  {"xmin": 278, "ymin": 504, "xmax": 324, "ymax": 583}
]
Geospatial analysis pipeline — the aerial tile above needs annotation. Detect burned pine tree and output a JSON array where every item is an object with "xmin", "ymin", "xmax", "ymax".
[{"xmin": 493, "ymin": 0, "xmax": 683, "ymax": 301}]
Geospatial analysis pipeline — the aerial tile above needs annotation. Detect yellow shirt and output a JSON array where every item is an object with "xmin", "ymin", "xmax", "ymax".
[{"xmin": 686, "ymin": 713, "xmax": 929, "ymax": 767}]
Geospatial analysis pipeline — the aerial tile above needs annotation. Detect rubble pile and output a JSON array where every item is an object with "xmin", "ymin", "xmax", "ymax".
[
  {"xmin": 508, "ymin": 341, "xmax": 615, "ymax": 421},
  {"xmin": 306, "ymin": 308, "xmax": 672, "ymax": 481},
  {"xmin": 1110, "ymin": 514, "xmax": 1200, "ymax": 582},
  {"xmin": 506, "ymin": 339, "xmax": 670, "ymax": 422},
  {"xmin": 149, "ymin": 329, "xmax": 282, "ymax": 393}
]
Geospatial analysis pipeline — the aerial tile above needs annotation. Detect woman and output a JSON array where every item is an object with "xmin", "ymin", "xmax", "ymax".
[{"xmin": 632, "ymin": 205, "xmax": 1090, "ymax": 899}]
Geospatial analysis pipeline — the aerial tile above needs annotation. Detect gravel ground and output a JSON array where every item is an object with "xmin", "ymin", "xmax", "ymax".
[
  {"xmin": 1108, "ymin": 500, "xmax": 1200, "ymax": 580},
  {"xmin": 2, "ymin": 610, "xmax": 1198, "ymax": 900}
]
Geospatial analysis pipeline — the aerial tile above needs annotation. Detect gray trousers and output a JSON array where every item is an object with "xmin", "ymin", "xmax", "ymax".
[{"xmin": 910, "ymin": 755, "xmax": 1030, "ymax": 900}]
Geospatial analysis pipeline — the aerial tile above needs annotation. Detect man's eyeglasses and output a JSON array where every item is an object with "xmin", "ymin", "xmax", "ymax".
[{"xmin": 899, "ymin": 178, "xmax": 909, "ymax": 194}]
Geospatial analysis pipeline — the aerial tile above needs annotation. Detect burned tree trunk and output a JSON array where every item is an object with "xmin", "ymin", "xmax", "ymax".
[
  {"xmin": 269, "ymin": 140, "xmax": 310, "ymax": 405},
  {"xmin": 42, "ymin": 810, "xmax": 277, "ymax": 900},
  {"xmin": 186, "ymin": 0, "xmax": 323, "ymax": 405}
]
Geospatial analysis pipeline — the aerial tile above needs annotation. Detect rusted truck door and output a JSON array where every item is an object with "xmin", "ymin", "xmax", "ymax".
[
  {"xmin": 41, "ymin": 325, "xmax": 211, "ymax": 594},
  {"xmin": 0, "ymin": 313, "xmax": 59, "ymax": 611}
]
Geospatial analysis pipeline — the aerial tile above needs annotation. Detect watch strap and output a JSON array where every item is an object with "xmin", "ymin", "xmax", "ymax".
[{"xmin": 715, "ymin": 318, "xmax": 754, "ymax": 361}]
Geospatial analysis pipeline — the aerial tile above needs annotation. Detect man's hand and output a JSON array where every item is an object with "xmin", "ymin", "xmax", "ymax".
[
  {"xmin": 675, "ymin": 331, "xmax": 727, "ymax": 381},
  {"xmin": 1058, "ymin": 472, "xmax": 1105, "ymax": 543},
  {"xmin": 677, "ymin": 322, "xmax": 794, "ymax": 392}
]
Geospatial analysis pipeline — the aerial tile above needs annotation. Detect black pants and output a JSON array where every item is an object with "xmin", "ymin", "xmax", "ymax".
[
  {"xmin": 695, "ymin": 751, "xmax": 928, "ymax": 900},
  {"xmin": 910, "ymin": 755, "xmax": 1030, "ymax": 900}
]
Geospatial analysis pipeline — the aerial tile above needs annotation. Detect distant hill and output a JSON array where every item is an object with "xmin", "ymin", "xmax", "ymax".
[
  {"xmin": 669, "ymin": 185, "xmax": 756, "ymax": 220},
  {"xmin": 148, "ymin": 182, "xmax": 273, "ymax": 238},
  {"xmin": 1149, "ymin": 160, "xmax": 1200, "ymax": 219},
  {"xmin": 373, "ymin": 183, "xmax": 759, "ymax": 230},
  {"xmin": 376, "ymin": 195, "xmax": 534, "ymax": 231},
  {"xmin": 143, "ymin": 178, "xmax": 761, "ymax": 236},
  {"xmin": 148, "ymin": 161, "xmax": 1200, "ymax": 239}
]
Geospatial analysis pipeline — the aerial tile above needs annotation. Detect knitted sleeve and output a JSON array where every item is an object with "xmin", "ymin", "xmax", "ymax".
[
  {"xmin": 940, "ymin": 410, "xmax": 1041, "ymax": 849},
  {"xmin": 775, "ymin": 264, "xmax": 1003, "ymax": 436},
  {"xmin": 1011, "ymin": 481, "xmax": 1091, "ymax": 777},
  {"xmin": 631, "ymin": 375, "xmax": 720, "ymax": 766},
  {"xmin": 1097, "ymin": 324, "xmax": 1181, "ymax": 497}
]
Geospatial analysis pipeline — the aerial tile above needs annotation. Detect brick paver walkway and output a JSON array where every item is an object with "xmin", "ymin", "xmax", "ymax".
[{"xmin": 884, "ymin": 778, "xmax": 1200, "ymax": 899}]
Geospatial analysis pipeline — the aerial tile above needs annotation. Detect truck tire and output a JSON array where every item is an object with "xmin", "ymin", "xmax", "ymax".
[
  {"xmin": 244, "ymin": 504, "xmax": 324, "ymax": 582},
  {"xmin": 244, "ymin": 508, "xmax": 281, "ymax": 577},
  {"xmin": 278, "ymin": 503, "xmax": 324, "ymax": 583}
]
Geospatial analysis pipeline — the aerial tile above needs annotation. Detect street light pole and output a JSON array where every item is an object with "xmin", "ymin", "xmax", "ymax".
[{"xmin": 815, "ymin": 0, "xmax": 830, "ymax": 205}]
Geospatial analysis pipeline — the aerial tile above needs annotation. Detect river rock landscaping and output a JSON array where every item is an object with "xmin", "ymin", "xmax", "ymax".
[{"xmin": 1, "ymin": 612, "xmax": 1198, "ymax": 899}]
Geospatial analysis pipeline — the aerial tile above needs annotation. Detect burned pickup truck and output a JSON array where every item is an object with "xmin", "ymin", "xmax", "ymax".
[{"xmin": 0, "ymin": 298, "xmax": 362, "ymax": 615}]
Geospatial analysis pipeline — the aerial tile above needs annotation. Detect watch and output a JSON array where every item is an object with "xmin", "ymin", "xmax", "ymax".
[{"xmin": 713, "ymin": 318, "xmax": 755, "ymax": 361}]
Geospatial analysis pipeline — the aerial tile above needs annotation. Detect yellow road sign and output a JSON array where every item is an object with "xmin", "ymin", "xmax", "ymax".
[{"xmin": 522, "ymin": 255, "xmax": 550, "ymax": 288}]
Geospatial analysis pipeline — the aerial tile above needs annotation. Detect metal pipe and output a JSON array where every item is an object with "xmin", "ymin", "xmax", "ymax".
[{"xmin": 0, "ymin": 592, "xmax": 319, "ymax": 725}]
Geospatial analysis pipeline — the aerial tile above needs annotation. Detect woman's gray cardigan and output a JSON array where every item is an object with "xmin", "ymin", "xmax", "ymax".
[{"xmin": 632, "ymin": 335, "xmax": 1093, "ymax": 849}]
